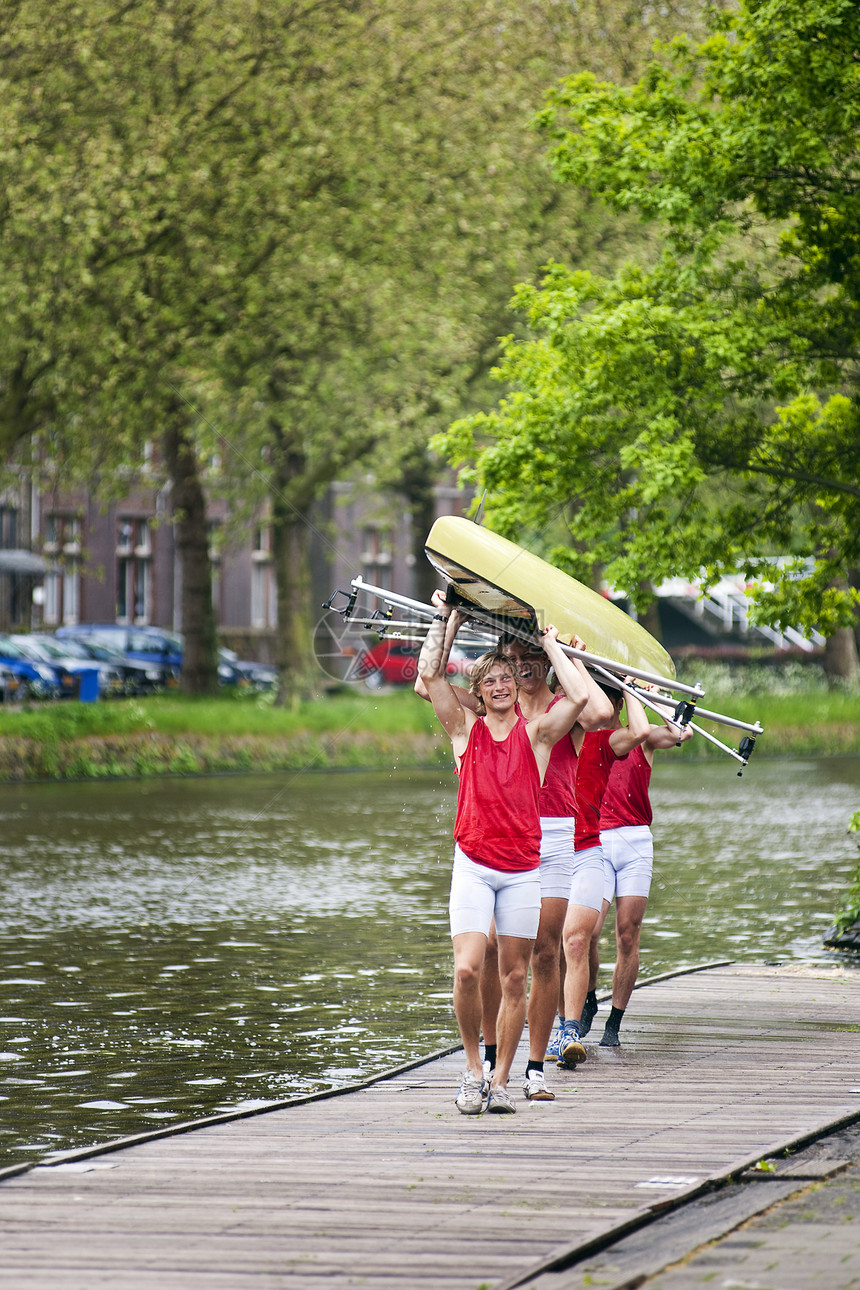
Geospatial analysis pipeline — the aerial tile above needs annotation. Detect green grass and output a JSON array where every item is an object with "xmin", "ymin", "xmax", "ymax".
[
  {"xmin": 0, "ymin": 675, "xmax": 856, "ymax": 783},
  {"xmin": 0, "ymin": 688, "xmax": 438, "ymax": 738}
]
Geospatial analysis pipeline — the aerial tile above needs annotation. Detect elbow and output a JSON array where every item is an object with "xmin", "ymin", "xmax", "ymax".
[{"xmin": 413, "ymin": 676, "xmax": 429, "ymax": 701}]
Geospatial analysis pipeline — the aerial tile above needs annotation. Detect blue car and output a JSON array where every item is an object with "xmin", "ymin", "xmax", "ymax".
[
  {"xmin": 0, "ymin": 635, "xmax": 62, "ymax": 700},
  {"xmin": 56, "ymin": 625, "xmax": 181, "ymax": 688}
]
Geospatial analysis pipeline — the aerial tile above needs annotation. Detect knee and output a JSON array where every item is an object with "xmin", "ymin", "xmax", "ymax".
[
  {"xmin": 454, "ymin": 959, "xmax": 482, "ymax": 992},
  {"xmin": 499, "ymin": 960, "xmax": 529, "ymax": 999},
  {"xmin": 616, "ymin": 924, "xmax": 641, "ymax": 957},
  {"xmin": 531, "ymin": 938, "xmax": 560, "ymax": 977},
  {"xmin": 562, "ymin": 926, "xmax": 589, "ymax": 961}
]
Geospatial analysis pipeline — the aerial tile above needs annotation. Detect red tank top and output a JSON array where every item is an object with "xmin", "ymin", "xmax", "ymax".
[
  {"xmin": 454, "ymin": 715, "xmax": 541, "ymax": 872},
  {"xmin": 600, "ymin": 745, "xmax": 652, "ymax": 829},
  {"xmin": 574, "ymin": 729, "xmax": 626, "ymax": 850},
  {"xmin": 539, "ymin": 696, "xmax": 578, "ymax": 818}
]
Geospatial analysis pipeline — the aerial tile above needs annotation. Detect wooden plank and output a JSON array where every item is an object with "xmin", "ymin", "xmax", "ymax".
[{"xmin": 0, "ymin": 964, "xmax": 859, "ymax": 1290}]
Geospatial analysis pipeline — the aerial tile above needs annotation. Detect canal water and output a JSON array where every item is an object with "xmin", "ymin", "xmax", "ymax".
[{"xmin": 1, "ymin": 755, "xmax": 859, "ymax": 1167}]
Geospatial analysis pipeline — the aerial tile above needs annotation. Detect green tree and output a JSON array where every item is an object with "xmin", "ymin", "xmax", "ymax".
[
  {"xmin": 1, "ymin": 0, "xmax": 722, "ymax": 698},
  {"xmin": 436, "ymin": 0, "xmax": 860, "ymax": 682}
]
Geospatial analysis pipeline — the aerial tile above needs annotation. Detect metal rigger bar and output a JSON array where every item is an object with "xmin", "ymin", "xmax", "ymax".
[
  {"xmin": 344, "ymin": 577, "xmax": 705, "ymax": 698},
  {"xmin": 329, "ymin": 576, "xmax": 764, "ymax": 744},
  {"xmin": 585, "ymin": 663, "xmax": 757, "ymax": 772}
]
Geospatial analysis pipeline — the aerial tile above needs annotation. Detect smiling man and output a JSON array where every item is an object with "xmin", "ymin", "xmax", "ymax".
[{"xmin": 417, "ymin": 591, "xmax": 589, "ymax": 1116}]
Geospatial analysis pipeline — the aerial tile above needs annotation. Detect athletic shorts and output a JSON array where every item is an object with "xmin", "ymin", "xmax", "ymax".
[
  {"xmin": 567, "ymin": 844, "xmax": 605, "ymax": 913},
  {"xmin": 448, "ymin": 844, "xmax": 542, "ymax": 940},
  {"xmin": 538, "ymin": 815, "xmax": 576, "ymax": 899},
  {"xmin": 600, "ymin": 825, "xmax": 654, "ymax": 901}
]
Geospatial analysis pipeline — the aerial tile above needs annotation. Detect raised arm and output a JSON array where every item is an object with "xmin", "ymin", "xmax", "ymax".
[
  {"xmin": 646, "ymin": 720, "xmax": 695, "ymax": 751},
  {"xmin": 555, "ymin": 634, "xmax": 615, "ymax": 731},
  {"xmin": 528, "ymin": 626, "xmax": 588, "ymax": 751},
  {"xmin": 631, "ymin": 686, "xmax": 696, "ymax": 755},
  {"xmin": 413, "ymin": 604, "xmax": 479, "ymax": 711},
  {"xmin": 607, "ymin": 681, "xmax": 652, "ymax": 757},
  {"xmin": 416, "ymin": 591, "xmax": 473, "ymax": 748}
]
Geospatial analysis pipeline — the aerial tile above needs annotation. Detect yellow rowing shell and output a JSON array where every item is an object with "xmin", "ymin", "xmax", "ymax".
[{"xmin": 425, "ymin": 515, "xmax": 675, "ymax": 679}]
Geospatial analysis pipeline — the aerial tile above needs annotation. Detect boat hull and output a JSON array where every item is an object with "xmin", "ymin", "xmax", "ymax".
[{"xmin": 425, "ymin": 515, "xmax": 675, "ymax": 679}]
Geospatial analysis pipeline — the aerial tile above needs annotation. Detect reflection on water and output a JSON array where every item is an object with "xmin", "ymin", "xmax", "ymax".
[{"xmin": 1, "ymin": 756, "xmax": 859, "ymax": 1165}]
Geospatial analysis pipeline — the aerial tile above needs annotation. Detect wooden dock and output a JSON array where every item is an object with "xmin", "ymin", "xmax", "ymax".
[{"xmin": 2, "ymin": 961, "xmax": 860, "ymax": 1289}]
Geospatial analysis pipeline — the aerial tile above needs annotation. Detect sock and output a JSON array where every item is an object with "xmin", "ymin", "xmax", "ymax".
[
  {"xmin": 483, "ymin": 1043, "xmax": 497, "ymax": 1069},
  {"xmin": 525, "ymin": 1060, "xmax": 544, "ymax": 1076},
  {"xmin": 600, "ymin": 1006, "xmax": 624, "ymax": 1046},
  {"xmin": 579, "ymin": 991, "xmax": 598, "ymax": 1037}
]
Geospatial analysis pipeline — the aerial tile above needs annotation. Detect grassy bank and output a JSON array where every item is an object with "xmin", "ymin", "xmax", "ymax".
[
  {"xmin": 0, "ymin": 689, "xmax": 449, "ymax": 782},
  {"xmin": 0, "ymin": 662, "xmax": 857, "ymax": 783}
]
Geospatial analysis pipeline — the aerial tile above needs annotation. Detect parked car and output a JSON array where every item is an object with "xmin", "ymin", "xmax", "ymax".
[
  {"xmin": 10, "ymin": 634, "xmax": 124, "ymax": 699},
  {"xmin": 0, "ymin": 665, "xmax": 22, "ymax": 704},
  {"xmin": 0, "ymin": 634, "xmax": 62, "ymax": 700},
  {"xmin": 56, "ymin": 625, "xmax": 181, "ymax": 688},
  {"xmin": 353, "ymin": 638, "xmax": 488, "ymax": 689},
  {"xmin": 43, "ymin": 635, "xmax": 167, "ymax": 696},
  {"xmin": 57, "ymin": 625, "xmax": 273, "ymax": 691},
  {"xmin": 217, "ymin": 648, "xmax": 278, "ymax": 691}
]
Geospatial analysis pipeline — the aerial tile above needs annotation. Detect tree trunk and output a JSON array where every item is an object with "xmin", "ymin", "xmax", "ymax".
[
  {"xmin": 823, "ymin": 625, "xmax": 860, "ymax": 688},
  {"xmin": 162, "ymin": 412, "xmax": 219, "ymax": 694},
  {"xmin": 271, "ymin": 494, "xmax": 315, "ymax": 704}
]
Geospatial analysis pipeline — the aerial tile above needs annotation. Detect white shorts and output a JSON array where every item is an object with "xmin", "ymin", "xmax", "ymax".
[
  {"xmin": 568, "ymin": 845, "xmax": 605, "ymax": 913},
  {"xmin": 449, "ymin": 844, "xmax": 542, "ymax": 940},
  {"xmin": 538, "ymin": 816, "xmax": 576, "ymax": 899},
  {"xmin": 600, "ymin": 825, "xmax": 654, "ymax": 901}
]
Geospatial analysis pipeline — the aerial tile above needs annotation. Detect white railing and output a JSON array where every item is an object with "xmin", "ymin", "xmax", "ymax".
[{"xmin": 649, "ymin": 571, "xmax": 825, "ymax": 652}]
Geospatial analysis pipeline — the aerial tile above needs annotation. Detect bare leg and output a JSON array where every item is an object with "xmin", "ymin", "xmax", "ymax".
[
  {"xmin": 480, "ymin": 918, "xmax": 501, "ymax": 1052},
  {"xmin": 451, "ymin": 930, "xmax": 489, "ymax": 1078},
  {"xmin": 527, "ymin": 895, "xmax": 567, "ymax": 1066},
  {"xmin": 580, "ymin": 898, "xmax": 610, "ymax": 1036},
  {"xmin": 611, "ymin": 894, "xmax": 648, "ymax": 1010},
  {"xmin": 588, "ymin": 899, "xmax": 611, "ymax": 992},
  {"xmin": 493, "ymin": 933, "xmax": 534, "ymax": 1088},
  {"xmin": 562, "ymin": 902, "xmax": 602, "ymax": 1025}
]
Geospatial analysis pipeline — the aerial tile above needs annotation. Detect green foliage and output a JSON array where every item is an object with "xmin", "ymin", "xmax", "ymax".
[
  {"xmin": 434, "ymin": 0, "xmax": 860, "ymax": 646},
  {"xmin": 0, "ymin": 0, "xmax": 723, "ymax": 698}
]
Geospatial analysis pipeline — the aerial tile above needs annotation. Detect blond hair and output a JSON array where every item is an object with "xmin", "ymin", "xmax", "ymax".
[{"xmin": 468, "ymin": 651, "xmax": 519, "ymax": 713}]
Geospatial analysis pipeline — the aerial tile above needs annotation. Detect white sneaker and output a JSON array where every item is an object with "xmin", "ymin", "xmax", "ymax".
[
  {"xmin": 486, "ymin": 1083, "xmax": 516, "ymax": 1114},
  {"xmin": 522, "ymin": 1069, "xmax": 555, "ymax": 1101},
  {"xmin": 455, "ymin": 1070, "xmax": 485, "ymax": 1115}
]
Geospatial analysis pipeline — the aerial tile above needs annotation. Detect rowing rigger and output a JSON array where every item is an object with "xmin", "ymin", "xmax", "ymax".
[{"xmin": 324, "ymin": 577, "xmax": 764, "ymax": 767}]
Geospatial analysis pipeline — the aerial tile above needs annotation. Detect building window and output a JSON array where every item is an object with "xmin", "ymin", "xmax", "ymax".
[
  {"xmin": 251, "ymin": 526, "xmax": 273, "ymax": 629},
  {"xmin": 0, "ymin": 505, "xmax": 18, "ymax": 551},
  {"xmin": 43, "ymin": 515, "xmax": 81, "ymax": 626},
  {"xmin": 361, "ymin": 526, "xmax": 393, "ymax": 589},
  {"xmin": 208, "ymin": 520, "xmax": 222, "ymax": 618},
  {"xmin": 117, "ymin": 517, "xmax": 151, "ymax": 623}
]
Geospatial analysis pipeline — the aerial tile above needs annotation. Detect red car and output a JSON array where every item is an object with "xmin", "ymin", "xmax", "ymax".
[{"xmin": 355, "ymin": 640, "xmax": 484, "ymax": 689}]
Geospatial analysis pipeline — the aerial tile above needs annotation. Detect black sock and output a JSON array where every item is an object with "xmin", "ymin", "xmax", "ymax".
[
  {"xmin": 483, "ymin": 1043, "xmax": 497, "ymax": 1069},
  {"xmin": 600, "ymin": 1006, "xmax": 624, "ymax": 1046},
  {"xmin": 579, "ymin": 991, "xmax": 598, "ymax": 1037},
  {"xmin": 526, "ymin": 1059, "xmax": 544, "ymax": 1076}
]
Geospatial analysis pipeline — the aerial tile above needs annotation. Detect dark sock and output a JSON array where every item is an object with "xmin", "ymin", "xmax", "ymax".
[
  {"xmin": 526, "ymin": 1060, "xmax": 544, "ymax": 1076},
  {"xmin": 579, "ymin": 991, "xmax": 598, "ymax": 1037},
  {"xmin": 600, "ymin": 1006, "xmax": 624, "ymax": 1047},
  {"xmin": 483, "ymin": 1043, "xmax": 497, "ymax": 1069}
]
